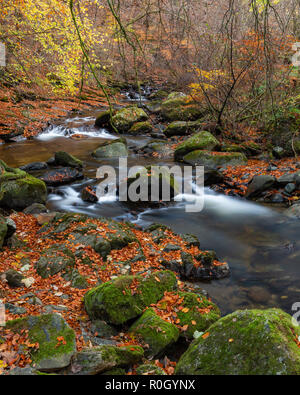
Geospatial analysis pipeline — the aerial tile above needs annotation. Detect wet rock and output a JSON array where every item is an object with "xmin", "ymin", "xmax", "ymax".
[
  {"xmin": 285, "ymin": 183, "xmax": 296, "ymax": 194},
  {"xmin": 176, "ymin": 308, "xmax": 300, "ymax": 375},
  {"xmin": 277, "ymin": 172, "xmax": 297, "ymax": 186},
  {"xmin": 174, "ymin": 131, "xmax": 220, "ymax": 160},
  {"xmin": 245, "ymin": 175, "xmax": 276, "ymax": 199},
  {"xmin": 284, "ymin": 202, "xmax": 300, "ymax": 218},
  {"xmin": 179, "ymin": 233, "xmax": 200, "ymax": 247},
  {"xmin": 204, "ymin": 169, "xmax": 224, "ymax": 186},
  {"xmin": 20, "ymin": 162, "xmax": 48, "ymax": 172},
  {"xmin": 0, "ymin": 215, "xmax": 7, "ymax": 249},
  {"xmin": 81, "ymin": 185, "xmax": 98, "ymax": 203},
  {"xmin": 40, "ymin": 168, "xmax": 83, "ymax": 186},
  {"xmin": 270, "ymin": 193, "xmax": 285, "ymax": 203},
  {"xmin": 92, "ymin": 138, "xmax": 128, "ymax": 158},
  {"xmin": 54, "ymin": 151, "xmax": 83, "ymax": 169},
  {"xmin": 95, "ymin": 110, "xmax": 112, "ymax": 128},
  {"xmin": 6, "ymin": 313, "xmax": 76, "ymax": 371}
]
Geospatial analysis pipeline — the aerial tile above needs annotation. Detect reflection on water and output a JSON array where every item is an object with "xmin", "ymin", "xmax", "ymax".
[{"xmin": 1, "ymin": 115, "xmax": 300, "ymax": 316}]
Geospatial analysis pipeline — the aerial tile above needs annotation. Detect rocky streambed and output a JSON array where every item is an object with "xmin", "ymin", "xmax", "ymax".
[{"xmin": 1, "ymin": 87, "xmax": 300, "ymax": 375}]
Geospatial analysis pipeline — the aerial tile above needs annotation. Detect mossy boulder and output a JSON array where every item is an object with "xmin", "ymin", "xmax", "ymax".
[
  {"xmin": 174, "ymin": 132, "xmax": 220, "ymax": 161},
  {"xmin": 111, "ymin": 106, "xmax": 148, "ymax": 133},
  {"xmin": 136, "ymin": 364, "xmax": 167, "ymax": 375},
  {"xmin": 129, "ymin": 308, "xmax": 179, "ymax": 357},
  {"xmin": 128, "ymin": 121, "xmax": 153, "ymax": 135},
  {"xmin": 54, "ymin": 151, "xmax": 83, "ymax": 168},
  {"xmin": 0, "ymin": 160, "xmax": 47, "ymax": 210},
  {"xmin": 182, "ymin": 150, "xmax": 247, "ymax": 168},
  {"xmin": 164, "ymin": 120, "xmax": 203, "ymax": 137},
  {"xmin": 0, "ymin": 215, "xmax": 7, "ymax": 249},
  {"xmin": 160, "ymin": 93, "xmax": 203, "ymax": 122},
  {"xmin": 174, "ymin": 292, "xmax": 220, "ymax": 339},
  {"xmin": 176, "ymin": 308, "xmax": 300, "ymax": 375},
  {"xmin": 6, "ymin": 313, "xmax": 76, "ymax": 371},
  {"xmin": 84, "ymin": 270, "xmax": 177, "ymax": 325},
  {"xmin": 70, "ymin": 345, "xmax": 144, "ymax": 375},
  {"xmin": 92, "ymin": 138, "xmax": 128, "ymax": 158}
]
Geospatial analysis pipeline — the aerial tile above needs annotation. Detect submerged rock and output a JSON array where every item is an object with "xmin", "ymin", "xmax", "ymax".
[
  {"xmin": 84, "ymin": 270, "xmax": 177, "ymax": 324},
  {"xmin": 176, "ymin": 308, "xmax": 300, "ymax": 375},
  {"xmin": 20, "ymin": 162, "xmax": 48, "ymax": 172},
  {"xmin": 40, "ymin": 168, "xmax": 83, "ymax": 186},
  {"xmin": 6, "ymin": 313, "xmax": 76, "ymax": 371}
]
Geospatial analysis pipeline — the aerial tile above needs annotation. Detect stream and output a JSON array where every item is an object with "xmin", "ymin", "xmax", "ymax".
[{"xmin": 1, "ymin": 106, "xmax": 300, "ymax": 316}]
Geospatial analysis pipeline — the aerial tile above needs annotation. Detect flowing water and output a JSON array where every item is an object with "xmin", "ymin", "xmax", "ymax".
[{"xmin": 1, "ymin": 108, "xmax": 300, "ymax": 316}]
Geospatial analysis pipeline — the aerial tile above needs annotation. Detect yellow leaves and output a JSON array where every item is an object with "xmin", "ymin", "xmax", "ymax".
[
  {"xmin": 182, "ymin": 307, "xmax": 189, "ymax": 313},
  {"xmin": 228, "ymin": 338, "xmax": 234, "ymax": 343}
]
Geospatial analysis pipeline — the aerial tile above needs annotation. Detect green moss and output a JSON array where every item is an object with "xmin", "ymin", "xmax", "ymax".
[
  {"xmin": 6, "ymin": 314, "xmax": 76, "ymax": 371},
  {"xmin": 54, "ymin": 151, "xmax": 83, "ymax": 168},
  {"xmin": 136, "ymin": 364, "xmax": 167, "ymax": 375},
  {"xmin": 84, "ymin": 270, "xmax": 177, "ymax": 324},
  {"xmin": 164, "ymin": 120, "xmax": 203, "ymax": 137},
  {"xmin": 111, "ymin": 106, "xmax": 148, "ymax": 132},
  {"xmin": 176, "ymin": 308, "xmax": 300, "ymax": 375},
  {"xmin": 176, "ymin": 292, "xmax": 220, "ymax": 339},
  {"xmin": 128, "ymin": 121, "xmax": 153, "ymax": 135},
  {"xmin": 93, "ymin": 139, "xmax": 128, "ymax": 158},
  {"xmin": 182, "ymin": 150, "xmax": 247, "ymax": 168},
  {"xmin": 130, "ymin": 308, "xmax": 180, "ymax": 357},
  {"xmin": 160, "ymin": 94, "xmax": 203, "ymax": 122},
  {"xmin": 174, "ymin": 131, "xmax": 220, "ymax": 160}
]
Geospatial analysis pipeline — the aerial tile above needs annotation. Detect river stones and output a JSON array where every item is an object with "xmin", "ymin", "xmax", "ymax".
[
  {"xmin": 95, "ymin": 110, "xmax": 112, "ymax": 128},
  {"xmin": 92, "ymin": 138, "xmax": 128, "ymax": 158},
  {"xmin": 0, "ymin": 160, "xmax": 47, "ymax": 210},
  {"xmin": 175, "ymin": 308, "xmax": 300, "ymax": 375},
  {"xmin": 54, "ymin": 151, "xmax": 83, "ymax": 169},
  {"xmin": 40, "ymin": 168, "xmax": 83, "ymax": 186},
  {"xmin": 35, "ymin": 246, "xmax": 75, "ymax": 278},
  {"xmin": 20, "ymin": 162, "xmax": 48, "ymax": 172},
  {"xmin": 164, "ymin": 120, "xmax": 203, "ymax": 137},
  {"xmin": 174, "ymin": 131, "xmax": 220, "ymax": 160},
  {"xmin": 5, "ymin": 313, "xmax": 76, "ymax": 371},
  {"xmin": 182, "ymin": 150, "xmax": 247, "ymax": 168},
  {"xmin": 128, "ymin": 121, "xmax": 153, "ymax": 135}
]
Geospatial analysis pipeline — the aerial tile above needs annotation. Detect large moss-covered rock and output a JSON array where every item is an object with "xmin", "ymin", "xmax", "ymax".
[
  {"xmin": 182, "ymin": 150, "xmax": 247, "ymax": 168},
  {"xmin": 128, "ymin": 121, "xmax": 153, "ymax": 135},
  {"xmin": 92, "ymin": 138, "xmax": 128, "ymax": 158},
  {"xmin": 54, "ymin": 151, "xmax": 83, "ymax": 168},
  {"xmin": 160, "ymin": 93, "xmax": 203, "ymax": 122},
  {"xmin": 111, "ymin": 106, "xmax": 148, "ymax": 132},
  {"xmin": 130, "ymin": 308, "xmax": 179, "ymax": 357},
  {"xmin": 70, "ymin": 345, "xmax": 144, "ymax": 375},
  {"xmin": 164, "ymin": 120, "xmax": 202, "ymax": 137},
  {"xmin": 84, "ymin": 270, "xmax": 177, "ymax": 325},
  {"xmin": 0, "ymin": 215, "xmax": 7, "ymax": 249},
  {"xmin": 174, "ymin": 292, "xmax": 220, "ymax": 339},
  {"xmin": 0, "ymin": 160, "xmax": 47, "ymax": 210},
  {"xmin": 176, "ymin": 308, "xmax": 300, "ymax": 375},
  {"xmin": 174, "ymin": 132, "xmax": 220, "ymax": 161},
  {"xmin": 6, "ymin": 313, "xmax": 76, "ymax": 371}
]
